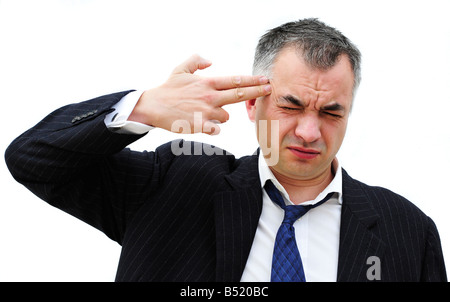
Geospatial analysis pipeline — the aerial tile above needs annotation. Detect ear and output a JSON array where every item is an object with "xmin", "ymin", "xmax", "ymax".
[{"xmin": 245, "ymin": 99, "xmax": 257, "ymax": 122}]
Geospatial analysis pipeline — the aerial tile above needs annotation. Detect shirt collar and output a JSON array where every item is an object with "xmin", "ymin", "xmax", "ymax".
[{"xmin": 258, "ymin": 151, "xmax": 343, "ymax": 206}]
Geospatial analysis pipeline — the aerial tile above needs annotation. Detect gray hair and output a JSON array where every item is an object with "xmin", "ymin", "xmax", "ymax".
[{"xmin": 253, "ymin": 18, "xmax": 362, "ymax": 97}]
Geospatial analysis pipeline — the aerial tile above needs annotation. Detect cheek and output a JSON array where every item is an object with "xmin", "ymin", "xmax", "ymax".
[
  {"xmin": 254, "ymin": 107, "xmax": 293, "ymax": 147},
  {"xmin": 323, "ymin": 122, "xmax": 347, "ymax": 151},
  {"xmin": 279, "ymin": 119, "xmax": 297, "ymax": 138}
]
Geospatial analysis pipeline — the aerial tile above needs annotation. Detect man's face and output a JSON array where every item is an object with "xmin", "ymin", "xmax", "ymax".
[{"xmin": 246, "ymin": 46, "xmax": 354, "ymax": 181}]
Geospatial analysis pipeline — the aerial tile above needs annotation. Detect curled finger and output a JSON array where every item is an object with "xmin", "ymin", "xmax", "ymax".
[{"xmin": 203, "ymin": 120, "xmax": 221, "ymax": 135}]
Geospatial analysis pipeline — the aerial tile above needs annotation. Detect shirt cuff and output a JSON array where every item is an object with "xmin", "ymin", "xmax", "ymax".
[{"xmin": 104, "ymin": 90, "xmax": 154, "ymax": 135}]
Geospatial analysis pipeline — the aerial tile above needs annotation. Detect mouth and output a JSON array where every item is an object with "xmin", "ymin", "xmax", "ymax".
[{"xmin": 287, "ymin": 146, "xmax": 320, "ymax": 160}]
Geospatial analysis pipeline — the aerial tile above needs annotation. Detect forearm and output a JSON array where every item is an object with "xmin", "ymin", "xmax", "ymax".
[
  {"xmin": 4, "ymin": 91, "xmax": 152, "ymax": 242},
  {"xmin": 5, "ymin": 90, "xmax": 144, "ymax": 186}
]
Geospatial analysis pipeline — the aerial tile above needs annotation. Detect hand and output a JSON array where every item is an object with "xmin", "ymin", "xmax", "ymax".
[{"xmin": 128, "ymin": 54, "xmax": 272, "ymax": 135}]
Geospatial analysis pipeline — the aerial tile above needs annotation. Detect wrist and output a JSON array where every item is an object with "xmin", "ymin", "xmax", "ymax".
[{"xmin": 128, "ymin": 89, "xmax": 161, "ymax": 127}]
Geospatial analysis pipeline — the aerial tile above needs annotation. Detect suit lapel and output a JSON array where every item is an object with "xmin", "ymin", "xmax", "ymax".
[
  {"xmin": 214, "ymin": 154, "xmax": 262, "ymax": 282},
  {"xmin": 213, "ymin": 158, "xmax": 386, "ymax": 282},
  {"xmin": 337, "ymin": 169, "xmax": 386, "ymax": 281}
]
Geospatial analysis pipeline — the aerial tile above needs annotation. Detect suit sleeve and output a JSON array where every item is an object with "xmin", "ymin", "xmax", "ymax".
[
  {"xmin": 421, "ymin": 217, "xmax": 448, "ymax": 281},
  {"xmin": 4, "ymin": 91, "xmax": 170, "ymax": 244}
]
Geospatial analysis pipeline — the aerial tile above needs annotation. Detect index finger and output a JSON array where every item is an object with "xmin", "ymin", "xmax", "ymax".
[
  {"xmin": 216, "ymin": 83, "xmax": 272, "ymax": 107},
  {"xmin": 211, "ymin": 75, "xmax": 270, "ymax": 90}
]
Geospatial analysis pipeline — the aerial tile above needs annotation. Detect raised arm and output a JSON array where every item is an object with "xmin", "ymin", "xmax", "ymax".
[{"xmin": 4, "ymin": 55, "xmax": 271, "ymax": 244}]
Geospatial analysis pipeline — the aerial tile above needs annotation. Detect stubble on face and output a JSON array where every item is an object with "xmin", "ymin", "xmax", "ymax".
[{"xmin": 253, "ymin": 47, "xmax": 354, "ymax": 188}]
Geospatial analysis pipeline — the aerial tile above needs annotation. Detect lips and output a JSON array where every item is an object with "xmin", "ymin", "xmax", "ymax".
[{"xmin": 287, "ymin": 146, "xmax": 320, "ymax": 160}]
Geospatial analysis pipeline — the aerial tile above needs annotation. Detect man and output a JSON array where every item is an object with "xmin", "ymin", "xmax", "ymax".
[{"xmin": 5, "ymin": 19, "xmax": 446, "ymax": 281}]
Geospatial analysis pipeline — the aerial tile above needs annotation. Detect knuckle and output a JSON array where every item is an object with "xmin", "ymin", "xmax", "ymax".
[
  {"xmin": 203, "ymin": 77, "xmax": 215, "ymax": 87},
  {"xmin": 235, "ymin": 88, "xmax": 245, "ymax": 100},
  {"xmin": 231, "ymin": 76, "xmax": 242, "ymax": 87},
  {"xmin": 201, "ymin": 92, "xmax": 216, "ymax": 104},
  {"xmin": 258, "ymin": 85, "xmax": 264, "ymax": 95}
]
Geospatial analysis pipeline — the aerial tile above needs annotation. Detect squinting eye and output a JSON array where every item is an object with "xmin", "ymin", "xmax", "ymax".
[
  {"xmin": 323, "ymin": 112, "xmax": 342, "ymax": 118},
  {"xmin": 280, "ymin": 106, "xmax": 300, "ymax": 111}
]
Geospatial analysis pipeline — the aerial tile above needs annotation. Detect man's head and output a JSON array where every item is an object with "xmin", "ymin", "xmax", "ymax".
[
  {"xmin": 246, "ymin": 19, "xmax": 361, "ymax": 182},
  {"xmin": 253, "ymin": 18, "xmax": 361, "ymax": 98}
]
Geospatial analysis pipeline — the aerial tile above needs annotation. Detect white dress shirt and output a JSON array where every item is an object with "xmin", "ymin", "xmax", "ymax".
[
  {"xmin": 240, "ymin": 153, "xmax": 343, "ymax": 282},
  {"xmin": 106, "ymin": 91, "xmax": 343, "ymax": 282},
  {"xmin": 104, "ymin": 90, "xmax": 153, "ymax": 134}
]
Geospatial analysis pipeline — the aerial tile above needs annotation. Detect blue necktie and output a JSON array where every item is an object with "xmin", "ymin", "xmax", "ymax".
[{"xmin": 264, "ymin": 180, "xmax": 333, "ymax": 282}]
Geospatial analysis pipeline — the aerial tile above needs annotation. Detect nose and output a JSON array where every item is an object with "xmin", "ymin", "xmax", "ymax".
[{"xmin": 294, "ymin": 114, "xmax": 321, "ymax": 143}]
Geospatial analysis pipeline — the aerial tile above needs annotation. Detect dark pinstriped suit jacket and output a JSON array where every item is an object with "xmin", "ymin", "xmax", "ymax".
[{"xmin": 5, "ymin": 91, "xmax": 447, "ymax": 282}]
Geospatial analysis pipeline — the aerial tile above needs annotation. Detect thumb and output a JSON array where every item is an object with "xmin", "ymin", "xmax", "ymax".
[{"xmin": 172, "ymin": 54, "xmax": 212, "ymax": 74}]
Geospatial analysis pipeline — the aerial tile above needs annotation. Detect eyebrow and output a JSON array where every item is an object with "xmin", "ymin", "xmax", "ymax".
[
  {"xmin": 321, "ymin": 102, "xmax": 345, "ymax": 112},
  {"xmin": 278, "ymin": 95, "xmax": 345, "ymax": 112},
  {"xmin": 278, "ymin": 95, "xmax": 305, "ymax": 107}
]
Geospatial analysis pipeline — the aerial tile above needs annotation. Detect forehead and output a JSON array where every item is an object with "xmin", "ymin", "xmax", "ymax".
[{"xmin": 270, "ymin": 47, "xmax": 354, "ymax": 105}]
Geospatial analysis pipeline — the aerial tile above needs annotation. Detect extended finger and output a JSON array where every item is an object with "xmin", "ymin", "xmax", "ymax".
[
  {"xmin": 210, "ymin": 75, "xmax": 269, "ymax": 90},
  {"xmin": 216, "ymin": 84, "xmax": 272, "ymax": 106}
]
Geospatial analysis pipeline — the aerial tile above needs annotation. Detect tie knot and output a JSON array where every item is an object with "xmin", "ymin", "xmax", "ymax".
[
  {"xmin": 264, "ymin": 180, "xmax": 335, "ymax": 225},
  {"xmin": 283, "ymin": 205, "xmax": 311, "ymax": 225}
]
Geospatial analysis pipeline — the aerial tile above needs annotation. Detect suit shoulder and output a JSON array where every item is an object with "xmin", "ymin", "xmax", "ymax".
[
  {"xmin": 154, "ymin": 139, "xmax": 244, "ymax": 174},
  {"xmin": 157, "ymin": 139, "xmax": 236, "ymax": 161},
  {"xmin": 154, "ymin": 140, "xmax": 258, "ymax": 188},
  {"xmin": 343, "ymin": 170, "xmax": 429, "ymax": 221}
]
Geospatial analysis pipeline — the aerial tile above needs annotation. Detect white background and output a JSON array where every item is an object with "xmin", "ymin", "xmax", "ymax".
[{"xmin": 1, "ymin": 0, "xmax": 449, "ymax": 281}]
